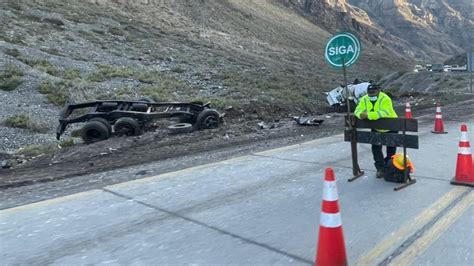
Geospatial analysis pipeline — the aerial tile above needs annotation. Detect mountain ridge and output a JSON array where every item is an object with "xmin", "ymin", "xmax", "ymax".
[{"xmin": 284, "ymin": 0, "xmax": 473, "ymax": 60}]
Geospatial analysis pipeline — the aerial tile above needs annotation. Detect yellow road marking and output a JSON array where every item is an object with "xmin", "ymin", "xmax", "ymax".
[
  {"xmin": 389, "ymin": 191, "xmax": 474, "ymax": 266},
  {"xmin": 0, "ymin": 189, "xmax": 101, "ymax": 216},
  {"xmin": 355, "ymin": 187, "xmax": 468, "ymax": 265}
]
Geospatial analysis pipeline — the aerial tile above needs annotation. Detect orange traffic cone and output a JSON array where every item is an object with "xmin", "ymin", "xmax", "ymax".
[
  {"xmin": 405, "ymin": 102, "xmax": 412, "ymax": 119},
  {"xmin": 451, "ymin": 124, "xmax": 474, "ymax": 187},
  {"xmin": 431, "ymin": 103, "xmax": 447, "ymax": 134},
  {"xmin": 315, "ymin": 168, "xmax": 347, "ymax": 266}
]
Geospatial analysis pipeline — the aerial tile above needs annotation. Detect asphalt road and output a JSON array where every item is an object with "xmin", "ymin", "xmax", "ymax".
[{"xmin": 1, "ymin": 115, "xmax": 473, "ymax": 265}]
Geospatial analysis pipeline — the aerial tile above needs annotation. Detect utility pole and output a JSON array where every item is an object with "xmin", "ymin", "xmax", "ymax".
[
  {"xmin": 469, "ymin": 51, "xmax": 473, "ymax": 93},
  {"xmin": 466, "ymin": 0, "xmax": 473, "ymax": 94}
]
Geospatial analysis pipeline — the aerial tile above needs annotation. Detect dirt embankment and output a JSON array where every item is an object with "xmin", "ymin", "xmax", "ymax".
[
  {"xmin": 1, "ymin": 0, "xmax": 408, "ymax": 153},
  {"xmin": 0, "ymin": 114, "xmax": 342, "ymax": 189},
  {"xmin": 2, "ymin": 95, "xmax": 474, "ymax": 190}
]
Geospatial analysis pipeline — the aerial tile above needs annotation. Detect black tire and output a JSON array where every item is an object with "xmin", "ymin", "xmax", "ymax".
[
  {"xmin": 88, "ymin": 117, "xmax": 112, "ymax": 134},
  {"xmin": 167, "ymin": 123, "xmax": 193, "ymax": 134},
  {"xmin": 97, "ymin": 102, "xmax": 118, "ymax": 112},
  {"xmin": 114, "ymin": 117, "xmax": 142, "ymax": 136},
  {"xmin": 195, "ymin": 109, "xmax": 220, "ymax": 130},
  {"xmin": 138, "ymin": 97, "xmax": 157, "ymax": 112},
  {"xmin": 132, "ymin": 103, "xmax": 149, "ymax": 112},
  {"xmin": 101, "ymin": 102, "xmax": 118, "ymax": 108},
  {"xmin": 81, "ymin": 121, "xmax": 110, "ymax": 144}
]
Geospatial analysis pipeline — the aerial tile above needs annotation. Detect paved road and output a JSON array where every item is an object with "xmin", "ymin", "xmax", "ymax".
[{"xmin": 1, "ymin": 116, "xmax": 473, "ymax": 265}]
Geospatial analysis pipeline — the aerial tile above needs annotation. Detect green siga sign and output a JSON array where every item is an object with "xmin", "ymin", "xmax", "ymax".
[{"xmin": 324, "ymin": 32, "xmax": 361, "ymax": 68}]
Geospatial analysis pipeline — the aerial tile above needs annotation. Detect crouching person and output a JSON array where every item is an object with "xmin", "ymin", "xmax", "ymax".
[{"xmin": 384, "ymin": 153, "xmax": 415, "ymax": 183}]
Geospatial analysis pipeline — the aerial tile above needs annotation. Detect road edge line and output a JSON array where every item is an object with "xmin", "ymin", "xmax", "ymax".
[
  {"xmin": 355, "ymin": 187, "xmax": 468, "ymax": 265},
  {"xmin": 0, "ymin": 189, "xmax": 102, "ymax": 215},
  {"xmin": 389, "ymin": 190, "xmax": 474, "ymax": 265}
]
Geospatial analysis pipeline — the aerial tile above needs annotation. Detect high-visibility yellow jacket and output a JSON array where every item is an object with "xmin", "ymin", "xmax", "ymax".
[{"xmin": 354, "ymin": 92, "xmax": 397, "ymax": 120}]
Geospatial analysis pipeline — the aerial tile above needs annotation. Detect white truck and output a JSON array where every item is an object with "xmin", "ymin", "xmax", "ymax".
[{"xmin": 326, "ymin": 81, "xmax": 370, "ymax": 112}]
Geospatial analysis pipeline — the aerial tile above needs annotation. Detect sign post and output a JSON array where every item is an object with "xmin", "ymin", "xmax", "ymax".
[
  {"xmin": 324, "ymin": 32, "xmax": 364, "ymax": 181},
  {"xmin": 468, "ymin": 51, "xmax": 473, "ymax": 93}
]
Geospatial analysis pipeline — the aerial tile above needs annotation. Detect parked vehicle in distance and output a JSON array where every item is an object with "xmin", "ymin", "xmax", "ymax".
[
  {"xmin": 451, "ymin": 65, "xmax": 468, "ymax": 72},
  {"xmin": 431, "ymin": 64, "xmax": 444, "ymax": 72},
  {"xmin": 413, "ymin": 65, "xmax": 425, "ymax": 72}
]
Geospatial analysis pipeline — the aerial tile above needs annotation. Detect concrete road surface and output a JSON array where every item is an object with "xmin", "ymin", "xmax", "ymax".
[{"xmin": 1, "ymin": 117, "xmax": 473, "ymax": 265}]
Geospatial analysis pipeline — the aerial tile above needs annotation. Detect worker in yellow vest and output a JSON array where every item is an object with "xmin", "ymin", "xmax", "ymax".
[{"xmin": 354, "ymin": 83, "xmax": 398, "ymax": 178}]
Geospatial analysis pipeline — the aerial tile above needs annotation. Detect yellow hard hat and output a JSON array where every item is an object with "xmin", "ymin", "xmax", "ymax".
[{"xmin": 392, "ymin": 153, "xmax": 415, "ymax": 173}]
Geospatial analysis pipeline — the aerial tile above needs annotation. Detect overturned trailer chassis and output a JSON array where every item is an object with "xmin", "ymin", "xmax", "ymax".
[{"xmin": 56, "ymin": 100, "xmax": 222, "ymax": 143}]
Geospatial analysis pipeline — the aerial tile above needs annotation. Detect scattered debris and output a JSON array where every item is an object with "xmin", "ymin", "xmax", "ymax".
[
  {"xmin": 293, "ymin": 116, "xmax": 324, "ymax": 126},
  {"xmin": 257, "ymin": 121, "xmax": 283, "ymax": 130},
  {"xmin": 135, "ymin": 170, "xmax": 148, "ymax": 176},
  {"xmin": 257, "ymin": 122, "xmax": 268, "ymax": 129},
  {"xmin": 0, "ymin": 156, "xmax": 28, "ymax": 169},
  {"xmin": 1, "ymin": 160, "xmax": 12, "ymax": 169}
]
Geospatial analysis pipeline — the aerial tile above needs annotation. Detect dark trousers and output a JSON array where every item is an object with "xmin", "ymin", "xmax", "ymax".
[{"xmin": 371, "ymin": 130, "xmax": 397, "ymax": 171}]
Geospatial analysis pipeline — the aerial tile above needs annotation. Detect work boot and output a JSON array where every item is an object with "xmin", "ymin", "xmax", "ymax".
[{"xmin": 376, "ymin": 169, "xmax": 384, "ymax": 179}]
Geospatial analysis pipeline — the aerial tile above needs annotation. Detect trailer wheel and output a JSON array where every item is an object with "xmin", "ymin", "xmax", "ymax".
[
  {"xmin": 101, "ymin": 102, "xmax": 118, "ymax": 108},
  {"xmin": 132, "ymin": 103, "xmax": 149, "ymax": 112},
  {"xmin": 88, "ymin": 117, "xmax": 112, "ymax": 134},
  {"xmin": 195, "ymin": 109, "xmax": 220, "ymax": 130},
  {"xmin": 114, "ymin": 117, "xmax": 142, "ymax": 136},
  {"xmin": 138, "ymin": 97, "xmax": 157, "ymax": 112},
  {"xmin": 81, "ymin": 121, "xmax": 110, "ymax": 144},
  {"xmin": 168, "ymin": 123, "xmax": 193, "ymax": 134}
]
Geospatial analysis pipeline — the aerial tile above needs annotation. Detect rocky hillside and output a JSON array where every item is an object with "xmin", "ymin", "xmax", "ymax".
[
  {"xmin": 0, "ymin": 0, "xmax": 472, "ymax": 153},
  {"xmin": 284, "ymin": 0, "xmax": 473, "ymax": 61}
]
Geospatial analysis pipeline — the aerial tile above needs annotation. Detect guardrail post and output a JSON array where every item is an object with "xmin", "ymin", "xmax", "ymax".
[{"xmin": 347, "ymin": 115, "xmax": 364, "ymax": 182}]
